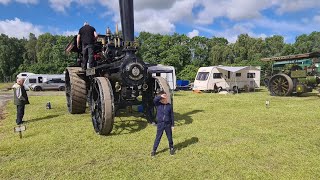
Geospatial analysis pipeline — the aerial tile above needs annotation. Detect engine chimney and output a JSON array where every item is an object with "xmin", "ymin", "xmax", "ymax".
[{"xmin": 119, "ymin": 0, "xmax": 134, "ymax": 42}]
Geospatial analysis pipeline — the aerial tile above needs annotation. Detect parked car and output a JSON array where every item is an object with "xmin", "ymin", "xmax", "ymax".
[
  {"xmin": 24, "ymin": 74, "xmax": 65, "ymax": 90},
  {"xmin": 30, "ymin": 79, "xmax": 65, "ymax": 91}
]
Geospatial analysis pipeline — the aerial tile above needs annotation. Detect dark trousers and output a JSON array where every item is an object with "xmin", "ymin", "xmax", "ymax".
[
  {"xmin": 153, "ymin": 122, "xmax": 173, "ymax": 152},
  {"xmin": 82, "ymin": 44, "xmax": 94, "ymax": 69},
  {"xmin": 16, "ymin": 104, "xmax": 25, "ymax": 125}
]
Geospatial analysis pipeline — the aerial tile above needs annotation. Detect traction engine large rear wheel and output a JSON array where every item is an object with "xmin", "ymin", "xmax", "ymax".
[
  {"xmin": 268, "ymin": 73, "xmax": 293, "ymax": 96},
  {"xmin": 65, "ymin": 67, "xmax": 87, "ymax": 114},
  {"xmin": 90, "ymin": 77, "xmax": 115, "ymax": 135},
  {"xmin": 143, "ymin": 76, "xmax": 172, "ymax": 123}
]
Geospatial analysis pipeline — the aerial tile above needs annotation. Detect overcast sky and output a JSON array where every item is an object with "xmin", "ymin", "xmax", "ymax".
[{"xmin": 1, "ymin": 0, "xmax": 320, "ymax": 43}]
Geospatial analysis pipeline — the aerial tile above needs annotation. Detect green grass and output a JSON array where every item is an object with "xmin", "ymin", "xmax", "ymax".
[
  {"xmin": 1, "ymin": 89, "xmax": 320, "ymax": 179},
  {"xmin": 0, "ymin": 82, "xmax": 14, "ymax": 91}
]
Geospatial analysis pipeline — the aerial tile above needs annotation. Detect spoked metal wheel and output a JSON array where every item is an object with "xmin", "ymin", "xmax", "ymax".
[
  {"xmin": 268, "ymin": 74, "xmax": 293, "ymax": 96},
  {"xmin": 90, "ymin": 77, "xmax": 114, "ymax": 135},
  {"xmin": 142, "ymin": 76, "xmax": 172, "ymax": 123}
]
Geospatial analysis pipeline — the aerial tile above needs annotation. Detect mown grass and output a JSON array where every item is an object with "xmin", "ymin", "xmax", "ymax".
[
  {"xmin": 1, "ymin": 89, "xmax": 320, "ymax": 179},
  {"xmin": 0, "ymin": 82, "xmax": 13, "ymax": 91}
]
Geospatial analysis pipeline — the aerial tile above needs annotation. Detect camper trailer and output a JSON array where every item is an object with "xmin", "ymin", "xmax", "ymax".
[
  {"xmin": 16, "ymin": 72, "xmax": 35, "ymax": 80},
  {"xmin": 193, "ymin": 66, "xmax": 261, "ymax": 92},
  {"xmin": 24, "ymin": 74, "xmax": 65, "ymax": 91},
  {"xmin": 148, "ymin": 65, "xmax": 176, "ymax": 90}
]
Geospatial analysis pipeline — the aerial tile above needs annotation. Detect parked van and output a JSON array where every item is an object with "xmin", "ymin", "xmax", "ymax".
[
  {"xmin": 24, "ymin": 74, "xmax": 65, "ymax": 91},
  {"xmin": 193, "ymin": 66, "xmax": 261, "ymax": 92},
  {"xmin": 16, "ymin": 72, "xmax": 35, "ymax": 80},
  {"xmin": 147, "ymin": 65, "xmax": 176, "ymax": 90}
]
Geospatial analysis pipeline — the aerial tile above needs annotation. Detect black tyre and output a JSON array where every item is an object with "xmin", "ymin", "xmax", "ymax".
[
  {"xmin": 233, "ymin": 86, "xmax": 239, "ymax": 93},
  {"xmin": 34, "ymin": 86, "xmax": 42, "ymax": 91},
  {"xmin": 268, "ymin": 73, "xmax": 293, "ymax": 96},
  {"xmin": 59, "ymin": 86, "xmax": 65, "ymax": 91},
  {"xmin": 90, "ymin": 77, "xmax": 114, "ymax": 135},
  {"xmin": 65, "ymin": 67, "xmax": 87, "ymax": 114}
]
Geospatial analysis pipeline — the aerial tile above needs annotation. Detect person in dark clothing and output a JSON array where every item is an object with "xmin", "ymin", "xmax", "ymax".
[
  {"xmin": 12, "ymin": 78, "xmax": 29, "ymax": 125},
  {"xmin": 77, "ymin": 22, "xmax": 98, "ymax": 70},
  {"xmin": 151, "ymin": 91, "xmax": 175, "ymax": 157}
]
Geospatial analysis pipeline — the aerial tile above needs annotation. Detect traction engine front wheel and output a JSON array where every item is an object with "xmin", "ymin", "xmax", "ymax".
[{"xmin": 90, "ymin": 77, "xmax": 115, "ymax": 135}]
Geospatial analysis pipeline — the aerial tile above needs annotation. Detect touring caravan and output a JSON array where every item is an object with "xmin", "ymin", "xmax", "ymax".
[
  {"xmin": 193, "ymin": 66, "xmax": 261, "ymax": 92},
  {"xmin": 16, "ymin": 72, "xmax": 35, "ymax": 80},
  {"xmin": 24, "ymin": 74, "xmax": 65, "ymax": 91},
  {"xmin": 147, "ymin": 65, "xmax": 176, "ymax": 90}
]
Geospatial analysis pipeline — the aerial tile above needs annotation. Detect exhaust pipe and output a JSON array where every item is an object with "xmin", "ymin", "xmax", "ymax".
[{"xmin": 119, "ymin": 0, "xmax": 134, "ymax": 42}]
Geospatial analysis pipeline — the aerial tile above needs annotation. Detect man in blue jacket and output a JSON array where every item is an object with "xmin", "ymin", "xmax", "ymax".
[{"xmin": 151, "ymin": 91, "xmax": 174, "ymax": 157}]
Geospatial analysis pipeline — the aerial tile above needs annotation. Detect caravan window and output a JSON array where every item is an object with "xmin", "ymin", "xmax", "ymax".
[
  {"xmin": 38, "ymin": 77, "xmax": 43, "ymax": 83},
  {"xmin": 29, "ymin": 78, "xmax": 36, "ymax": 83},
  {"xmin": 247, "ymin": 73, "xmax": 255, "ymax": 78},
  {"xmin": 213, "ymin": 73, "xmax": 222, "ymax": 79},
  {"xmin": 196, "ymin": 72, "xmax": 209, "ymax": 81},
  {"xmin": 236, "ymin": 73, "xmax": 241, "ymax": 77}
]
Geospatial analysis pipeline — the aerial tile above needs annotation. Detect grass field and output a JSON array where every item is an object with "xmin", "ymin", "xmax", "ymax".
[{"xmin": 1, "ymin": 89, "xmax": 320, "ymax": 179}]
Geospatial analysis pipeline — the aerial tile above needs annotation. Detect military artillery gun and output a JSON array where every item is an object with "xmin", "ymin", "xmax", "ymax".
[
  {"xmin": 262, "ymin": 52, "xmax": 320, "ymax": 96},
  {"xmin": 64, "ymin": 0, "xmax": 172, "ymax": 135}
]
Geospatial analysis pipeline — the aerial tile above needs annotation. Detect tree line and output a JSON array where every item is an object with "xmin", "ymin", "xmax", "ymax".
[{"xmin": 1, "ymin": 31, "xmax": 320, "ymax": 82}]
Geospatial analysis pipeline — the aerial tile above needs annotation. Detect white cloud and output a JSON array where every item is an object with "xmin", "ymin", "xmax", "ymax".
[
  {"xmin": 15, "ymin": 0, "xmax": 38, "ymax": 4},
  {"xmin": 273, "ymin": 0, "xmax": 320, "ymax": 14},
  {"xmin": 45, "ymin": 0, "xmax": 320, "ymax": 43},
  {"xmin": 187, "ymin": 29, "xmax": 199, "ymax": 38},
  {"xmin": 127, "ymin": 0, "xmax": 196, "ymax": 34},
  {"xmin": 0, "ymin": 0, "xmax": 38, "ymax": 4},
  {"xmin": 0, "ymin": 0, "xmax": 10, "ymax": 4},
  {"xmin": 63, "ymin": 30, "xmax": 78, "ymax": 36},
  {"xmin": 135, "ymin": 11, "xmax": 175, "ymax": 34},
  {"xmin": 49, "ymin": 0, "xmax": 73, "ymax": 12},
  {"xmin": 198, "ymin": 22, "xmax": 267, "ymax": 43},
  {"xmin": 195, "ymin": 0, "xmax": 274, "ymax": 25},
  {"xmin": 0, "ymin": 18, "xmax": 43, "ymax": 39},
  {"xmin": 49, "ymin": 0, "xmax": 97, "ymax": 12},
  {"xmin": 313, "ymin": 15, "xmax": 320, "ymax": 24}
]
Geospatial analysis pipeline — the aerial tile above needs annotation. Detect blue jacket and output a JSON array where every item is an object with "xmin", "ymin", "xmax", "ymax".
[{"xmin": 154, "ymin": 96, "xmax": 174, "ymax": 126}]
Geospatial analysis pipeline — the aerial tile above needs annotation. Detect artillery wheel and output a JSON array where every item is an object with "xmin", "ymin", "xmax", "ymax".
[
  {"xmin": 90, "ymin": 77, "xmax": 114, "ymax": 135},
  {"xmin": 65, "ymin": 67, "xmax": 87, "ymax": 114},
  {"xmin": 268, "ymin": 73, "xmax": 293, "ymax": 96},
  {"xmin": 143, "ymin": 76, "xmax": 172, "ymax": 123}
]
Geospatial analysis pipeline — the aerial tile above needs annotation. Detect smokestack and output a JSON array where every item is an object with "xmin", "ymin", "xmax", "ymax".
[{"xmin": 119, "ymin": 0, "xmax": 134, "ymax": 42}]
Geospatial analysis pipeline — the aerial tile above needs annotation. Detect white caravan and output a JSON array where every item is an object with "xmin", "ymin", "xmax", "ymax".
[
  {"xmin": 23, "ymin": 74, "xmax": 65, "ymax": 90},
  {"xmin": 148, "ymin": 65, "xmax": 176, "ymax": 90},
  {"xmin": 16, "ymin": 72, "xmax": 35, "ymax": 80},
  {"xmin": 193, "ymin": 66, "xmax": 260, "ymax": 92}
]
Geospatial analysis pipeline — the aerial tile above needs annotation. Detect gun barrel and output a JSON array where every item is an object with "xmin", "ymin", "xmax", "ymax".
[{"xmin": 119, "ymin": 0, "xmax": 134, "ymax": 42}]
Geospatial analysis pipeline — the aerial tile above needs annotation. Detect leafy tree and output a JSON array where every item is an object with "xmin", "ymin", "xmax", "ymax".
[{"xmin": 178, "ymin": 64, "xmax": 199, "ymax": 81}]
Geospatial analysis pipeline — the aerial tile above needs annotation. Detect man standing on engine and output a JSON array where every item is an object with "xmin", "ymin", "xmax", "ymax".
[{"xmin": 77, "ymin": 22, "xmax": 98, "ymax": 70}]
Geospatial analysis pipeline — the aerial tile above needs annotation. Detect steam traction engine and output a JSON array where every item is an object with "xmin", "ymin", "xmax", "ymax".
[
  {"xmin": 262, "ymin": 52, "xmax": 320, "ymax": 96},
  {"xmin": 64, "ymin": 0, "xmax": 172, "ymax": 135}
]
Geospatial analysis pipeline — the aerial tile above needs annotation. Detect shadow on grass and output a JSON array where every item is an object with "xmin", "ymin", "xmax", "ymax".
[
  {"xmin": 111, "ymin": 119, "xmax": 148, "ymax": 136},
  {"xmin": 174, "ymin": 110, "xmax": 203, "ymax": 126},
  {"xmin": 157, "ymin": 137, "xmax": 199, "ymax": 154},
  {"xmin": 27, "ymin": 114, "xmax": 60, "ymax": 123},
  {"xmin": 295, "ymin": 92, "xmax": 320, "ymax": 98}
]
